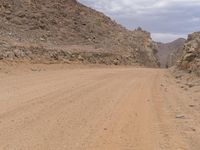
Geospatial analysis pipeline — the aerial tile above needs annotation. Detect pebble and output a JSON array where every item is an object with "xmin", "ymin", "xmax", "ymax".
[
  {"xmin": 189, "ymin": 104, "xmax": 195, "ymax": 107},
  {"xmin": 176, "ymin": 114, "xmax": 185, "ymax": 119}
]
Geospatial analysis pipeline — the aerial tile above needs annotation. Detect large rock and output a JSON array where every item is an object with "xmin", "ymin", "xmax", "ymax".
[{"xmin": 183, "ymin": 53, "xmax": 196, "ymax": 62}]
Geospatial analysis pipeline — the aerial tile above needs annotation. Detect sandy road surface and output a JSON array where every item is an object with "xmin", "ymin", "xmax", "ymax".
[{"xmin": 0, "ymin": 66, "xmax": 199, "ymax": 150}]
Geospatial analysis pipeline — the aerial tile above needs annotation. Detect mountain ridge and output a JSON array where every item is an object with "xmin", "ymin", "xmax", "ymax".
[{"xmin": 156, "ymin": 38, "xmax": 185, "ymax": 68}]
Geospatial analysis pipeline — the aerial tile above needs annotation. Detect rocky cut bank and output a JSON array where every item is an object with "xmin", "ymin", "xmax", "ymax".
[
  {"xmin": 177, "ymin": 32, "xmax": 200, "ymax": 76},
  {"xmin": 0, "ymin": 0, "xmax": 159, "ymax": 67}
]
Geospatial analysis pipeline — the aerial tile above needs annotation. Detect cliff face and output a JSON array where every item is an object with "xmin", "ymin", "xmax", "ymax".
[
  {"xmin": 156, "ymin": 38, "xmax": 185, "ymax": 68},
  {"xmin": 177, "ymin": 32, "xmax": 200, "ymax": 76},
  {"xmin": 0, "ymin": 0, "xmax": 159, "ymax": 67}
]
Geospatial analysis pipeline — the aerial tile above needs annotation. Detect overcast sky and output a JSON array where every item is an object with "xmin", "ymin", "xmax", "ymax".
[{"xmin": 78, "ymin": 0, "xmax": 200, "ymax": 43}]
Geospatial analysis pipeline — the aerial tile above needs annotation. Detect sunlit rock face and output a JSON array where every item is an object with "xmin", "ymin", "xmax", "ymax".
[{"xmin": 178, "ymin": 32, "xmax": 200, "ymax": 76}]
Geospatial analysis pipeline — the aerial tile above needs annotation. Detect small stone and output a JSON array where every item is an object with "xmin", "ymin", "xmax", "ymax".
[
  {"xmin": 191, "ymin": 128, "xmax": 196, "ymax": 132},
  {"xmin": 175, "ymin": 75, "xmax": 182, "ymax": 79},
  {"xmin": 31, "ymin": 68, "xmax": 39, "ymax": 72},
  {"xmin": 40, "ymin": 37, "xmax": 45, "ymax": 41},
  {"xmin": 188, "ymin": 84, "xmax": 194, "ymax": 88},
  {"xmin": 5, "ymin": 10, "xmax": 12, "ymax": 15},
  {"xmin": 176, "ymin": 114, "xmax": 185, "ymax": 119},
  {"xmin": 78, "ymin": 55, "xmax": 84, "ymax": 61}
]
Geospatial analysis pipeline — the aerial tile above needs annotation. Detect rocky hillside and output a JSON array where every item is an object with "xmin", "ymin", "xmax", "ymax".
[
  {"xmin": 156, "ymin": 38, "xmax": 185, "ymax": 68},
  {"xmin": 177, "ymin": 32, "xmax": 200, "ymax": 76},
  {"xmin": 0, "ymin": 0, "xmax": 159, "ymax": 67}
]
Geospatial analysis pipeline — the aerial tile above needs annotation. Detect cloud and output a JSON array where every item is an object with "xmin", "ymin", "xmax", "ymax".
[
  {"xmin": 78, "ymin": 0, "xmax": 200, "ymax": 42},
  {"xmin": 151, "ymin": 33, "xmax": 187, "ymax": 43}
]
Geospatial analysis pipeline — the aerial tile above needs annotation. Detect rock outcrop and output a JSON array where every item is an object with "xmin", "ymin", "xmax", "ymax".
[
  {"xmin": 0, "ymin": 0, "xmax": 159, "ymax": 67},
  {"xmin": 177, "ymin": 32, "xmax": 200, "ymax": 76}
]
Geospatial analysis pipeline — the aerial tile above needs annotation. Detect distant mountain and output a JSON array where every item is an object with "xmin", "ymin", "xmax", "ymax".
[
  {"xmin": 0, "ymin": 0, "xmax": 159, "ymax": 67},
  {"xmin": 156, "ymin": 38, "xmax": 186, "ymax": 68}
]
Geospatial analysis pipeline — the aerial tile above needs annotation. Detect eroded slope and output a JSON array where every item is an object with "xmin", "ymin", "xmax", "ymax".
[{"xmin": 0, "ymin": 0, "xmax": 159, "ymax": 67}]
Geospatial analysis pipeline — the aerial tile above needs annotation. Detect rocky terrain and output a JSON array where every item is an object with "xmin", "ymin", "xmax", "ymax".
[
  {"xmin": 177, "ymin": 32, "xmax": 200, "ymax": 76},
  {"xmin": 0, "ymin": 0, "xmax": 159, "ymax": 67},
  {"xmin": 1, "ymin": 1, "xmax": 200, "ymax": 149},
  {"xmin": 156, "ymin": 38, "xmax": 185, "ymax": 68}
]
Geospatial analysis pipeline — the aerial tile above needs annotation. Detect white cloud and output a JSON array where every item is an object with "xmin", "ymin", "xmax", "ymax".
[
  {"xmin": 79, "ymin": 0, "xmax": 200, "ymax": 14},
  {"xmin": 191, "ymin": 17, "xmax": 200, "ymax": 22},
  {"xmin": 78, "ymin": 0, "xmax": 200, "ymax": 42},
  {"xmin": 151, "ymin": 33, "xmax": 187, "ymax": 42}
]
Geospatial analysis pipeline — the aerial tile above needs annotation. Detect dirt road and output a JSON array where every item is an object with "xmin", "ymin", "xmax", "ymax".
[{"xmin": 0, "ymin": 66, "xmax": 199, "ymax": 150}]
